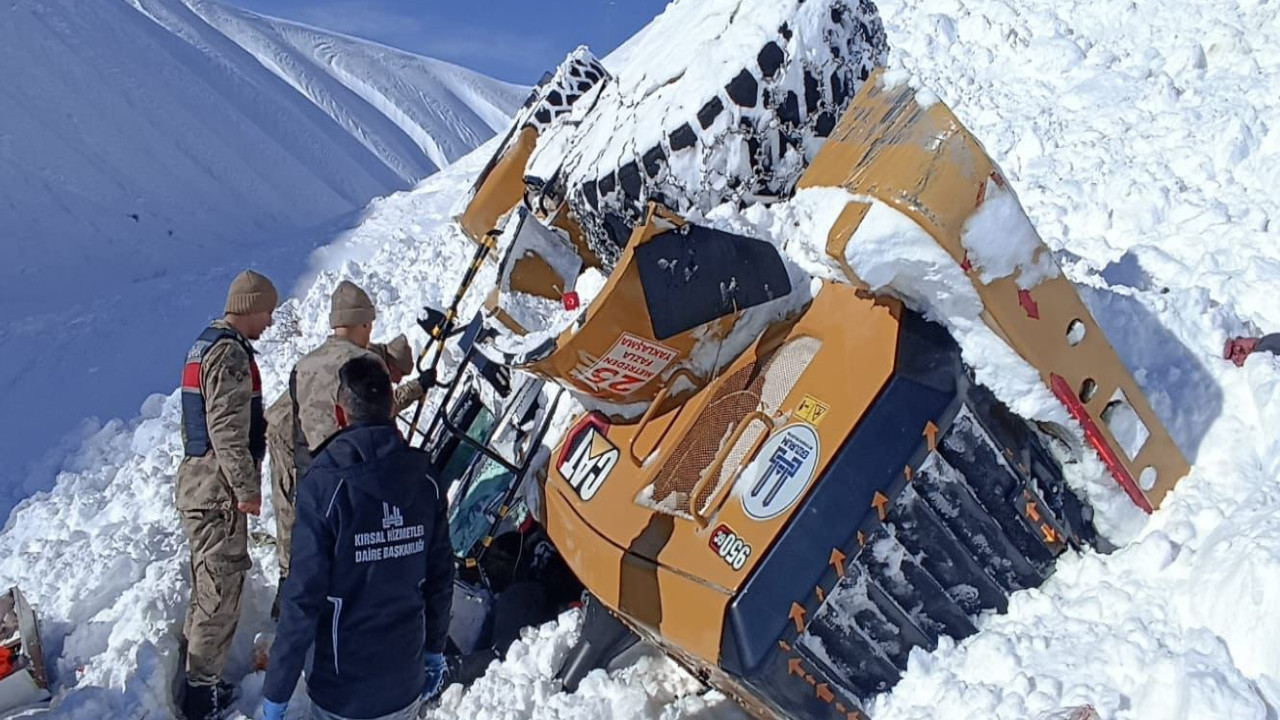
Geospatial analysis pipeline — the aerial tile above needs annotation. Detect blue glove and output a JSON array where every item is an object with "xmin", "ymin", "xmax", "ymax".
[
  {"xmin": 422, "ymin": 652, "xmax": 448, "ymax": 700},
  {"xmin": 261, "ymin": 699, "xmax": 288, "ymax": 720}
]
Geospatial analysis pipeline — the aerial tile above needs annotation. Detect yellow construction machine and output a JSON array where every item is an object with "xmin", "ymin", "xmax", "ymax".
[{"xmin": 413, "ymin": 3, "xmax": 1188, "ymax": 717}]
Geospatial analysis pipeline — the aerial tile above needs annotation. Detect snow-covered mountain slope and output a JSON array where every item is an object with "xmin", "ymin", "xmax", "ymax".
[
  {"xmin": 2, "ymin": 0, "xmax": 1280, "ymax": 719},
  {"xmin": 0, "ymin": 0, "xmax": 526, "ymax": 508},
  {"xmin": 0, "ymin": 148, "xmax": 496, "ymax": 720}
]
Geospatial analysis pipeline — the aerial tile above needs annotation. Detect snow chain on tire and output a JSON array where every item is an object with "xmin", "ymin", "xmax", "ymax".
[{"xmin": 533, "ymin": 0, "xmax": 891, "ymax": 268}]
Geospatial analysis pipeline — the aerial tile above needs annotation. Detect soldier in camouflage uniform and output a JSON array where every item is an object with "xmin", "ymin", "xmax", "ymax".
[
  {"xmin": 177, "ymin": 270, "xmax": 277, "ymax": 720},
  {"xmin": 378, "ymin": 333, "xmax": 429, "ymax": 409},
  {"xmin": 291, "ymin": 281, "xmax": 435, "ymax": 470},
  {"xmin": 265, "ymin": 393, "xmax": 296, "ymax": 587},
  {"xmin": 290, "ymin": 281, "xmax": 384, "ymax": 470},
  {"xmin": 267, "ymin": 282, "xmax": 431, "ymax": 616},
  {"xmin": 265, "ymin": 332, "xmax": 426, "ymax": 604}
]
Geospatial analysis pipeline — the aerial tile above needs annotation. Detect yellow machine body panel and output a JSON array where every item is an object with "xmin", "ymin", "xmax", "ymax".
[
  {"xmin": 545, "ymin": 282, "xmax": 903, "ymax": 665},
  {"xmin": 523, "ymin": 209, "xmax": 739, "ymax": 406},
  {"xmin": 798, "ymin": 70, "xmax": 1188, "ymax": 510},
  {"xmin": 457, "ymin": 127, "xmax": 539, "ymax": 244}
]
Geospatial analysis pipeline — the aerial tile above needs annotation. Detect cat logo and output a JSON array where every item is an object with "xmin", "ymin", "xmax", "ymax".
[
  {"xmin": 382, "ymin": 502, "xmax": 404, "ymax": 530},
  {"xmin": 557, "ymin": 423, "xmax": 619, "ymax": 502}
]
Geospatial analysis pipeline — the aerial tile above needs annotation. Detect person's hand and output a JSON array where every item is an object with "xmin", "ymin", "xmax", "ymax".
[
  {"xmin": 415, "ymin": 369, "xmax": 437, "ymax": 393},
  {"xmin": 261, "ymin": 698, "xmax": 287, "ymax": 720},
  {"xmin": 422, "ymin": 652, "xmax": 448, "ymax": 701},
  {"xmin": 1224, "ymin": 336, "xmax": 1260, "ymax": 367},
  {"xmin": 237, "ymin": 498, "xmax": 262, "ymax": 516}
]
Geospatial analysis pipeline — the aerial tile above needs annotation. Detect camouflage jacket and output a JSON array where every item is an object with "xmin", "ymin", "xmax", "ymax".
[
  {"xmin": 370, "ymin": 337, "xmax": 428, "ymax": 413},
  {"xmin": 266, "ymin": 392, "xmax": 293, "ymax": 448},
  {"xmin": 390, "ymin": 372, "xmax": 427, "ymax": 414},
  {"xmin": 293, "ymin": 336, "xmax": 378, "ymax": 453},
  {"xmin": 267, "ymin": 379, "xmax": 422, "ymax": 457},
  {"xmin": 290, "ymin": 337, "xmax": 427, "ymax": 452},
  {"xmin": 176, "ymin": 320, "xmax": 263, "ymax": 509}
]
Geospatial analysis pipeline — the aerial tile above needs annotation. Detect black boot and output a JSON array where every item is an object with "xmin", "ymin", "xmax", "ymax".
[
  {"xmin": 181, "ymin": 681, "xmax": 234, "ymax": 720},
  {"xmin": 181, "ymin": 682, "xmax": 216, "ymax": 720},
  {"xmin": 214, "ymin": 680, "xmax": 236, "ymax": 710}
]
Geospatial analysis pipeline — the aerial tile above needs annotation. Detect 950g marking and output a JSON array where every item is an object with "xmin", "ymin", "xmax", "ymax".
[{"xmin": 709, "ymin": 524, "xmax": 752, "ymax": 571}]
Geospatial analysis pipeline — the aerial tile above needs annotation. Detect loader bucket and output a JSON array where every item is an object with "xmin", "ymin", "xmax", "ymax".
[{"xmin": 797, "ymin": 69, "xmax": 1189, "ymax": 511}]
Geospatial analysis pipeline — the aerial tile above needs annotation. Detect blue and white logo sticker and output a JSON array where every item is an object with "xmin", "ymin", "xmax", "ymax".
[{"xmin": 741, "ymin": 424, "xmax": 820, "ymax": 521}]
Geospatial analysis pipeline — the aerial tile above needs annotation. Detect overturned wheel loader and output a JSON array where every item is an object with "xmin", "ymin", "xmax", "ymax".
[{"xmin": 414, "ymin": 1, "xmax": 1189, "ymax": 717}]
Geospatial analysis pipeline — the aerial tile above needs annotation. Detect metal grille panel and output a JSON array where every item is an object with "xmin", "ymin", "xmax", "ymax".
[{"xmin": 641, "ymin": 337, "xmax": 821, "ymax": 516}]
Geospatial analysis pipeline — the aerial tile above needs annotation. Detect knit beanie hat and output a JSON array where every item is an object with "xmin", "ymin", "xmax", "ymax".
[
  {"xmin": 382, "ymin": 334, "xmax": 415, "ymax": 375},
  {"xmin": 224, "ymin": 270, "xmax": 278, "ymax": 315},
  {"xmin": 330, "ymin": 280, "xmax": 377, "ymax": 328}
]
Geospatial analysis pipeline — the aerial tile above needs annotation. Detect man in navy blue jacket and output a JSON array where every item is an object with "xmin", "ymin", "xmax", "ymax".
[{"xmin": 262, "ymin": 356, "xmax": 453, "ymax": 720}]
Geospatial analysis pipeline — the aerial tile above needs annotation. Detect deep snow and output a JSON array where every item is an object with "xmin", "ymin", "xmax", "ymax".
[
  {"xmin": 0, "ymin": 0, "xmax": 526, "ymax": 511},
  {"xmin": 2, "ymin": 0, "xmax": 1280, "ymax": 718}
]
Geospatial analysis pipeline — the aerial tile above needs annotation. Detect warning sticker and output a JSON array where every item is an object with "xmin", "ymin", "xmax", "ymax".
[
  {"xmin": 576, "ymin": 333, "xmax": 678, "ymax": 397},
  {"xmin": 795, "ymin": 395, "xmax": 830, "ymax": 427}
]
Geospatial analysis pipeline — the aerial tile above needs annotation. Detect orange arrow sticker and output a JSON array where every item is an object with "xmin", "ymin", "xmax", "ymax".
[
  {"xmin": 816, "ymin": 683, "xmax": 834, "ymax": 703},
  {"xmin": 857, "ymin": 531, "xmax": 865, "ymax": 547},
  {"xmin": 829, "ymin": 548, "xmax": 846, "ymax": 578},
  {"xmin": 904, "ymin": 465, "xmax": 914, "ymax": 483},
  {"xmin": 1026, "ymin": 501, "xmax": 1041, "ymax": 523},
  {"xmin": 789, "ymin": 603, "xmax": 806, "ymax": 633},
  {"xmin": 778, "ymin": 639, "xmax": 792, "ymax": 653},
  {"xmin": 815, "ymin": 585, "xmax": 826, "ymax": 603},
  {"xmin": 924, "ymin": 421, "xmax": 939, "ymax": 451},
  {"xmin": 788, "ymin": 657, "xmax": 804, "ymax": 677},
  {"xmin": 872, "ymin": 492, "xmax": 889, "ymax": 521},
  {"xmin": 1041, "ymin": 524, "xmax": 1058, "ymax": 544}
]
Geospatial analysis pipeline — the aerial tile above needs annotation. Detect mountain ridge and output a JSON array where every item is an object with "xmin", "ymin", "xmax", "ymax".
[{"xmin": 0, "ymin": 0, "xmax": 526, "ymax": 499}]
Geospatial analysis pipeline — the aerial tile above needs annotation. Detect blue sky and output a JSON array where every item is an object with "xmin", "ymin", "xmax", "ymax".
[{"xmin": 234, "ymin": 0, "xmax": 671, "ymax": 84}]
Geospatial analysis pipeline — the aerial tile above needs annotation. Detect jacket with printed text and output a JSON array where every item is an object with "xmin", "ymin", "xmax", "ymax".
[{"xmin": 263, "ymin": 421, "xmax": 454, "ymax": 718}]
